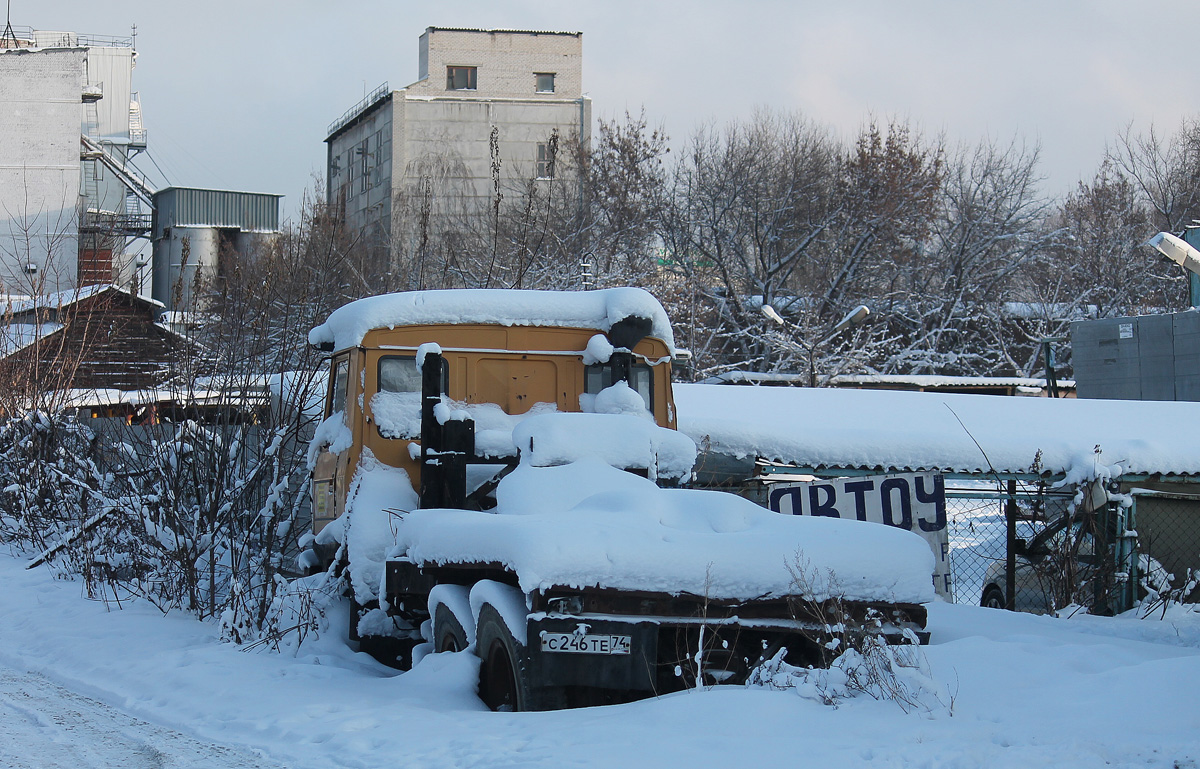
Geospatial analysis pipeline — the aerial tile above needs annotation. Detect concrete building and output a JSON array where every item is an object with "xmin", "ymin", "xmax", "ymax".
[
  {"xmin": 0, "ymin": 25, "xmax": 151, "ymax": 293},
  {"xmin": 324, "ymin": 27, "xmax": 591, "ymax": 282},
  {"xmin": 150, "ymin": 187, "xmax": 282, "ymax": 311}
]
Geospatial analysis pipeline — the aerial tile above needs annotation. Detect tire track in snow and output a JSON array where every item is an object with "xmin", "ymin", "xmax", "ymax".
[{"xmin": 0, "ymin": 663, "xmax": 285, "ymax": 769}]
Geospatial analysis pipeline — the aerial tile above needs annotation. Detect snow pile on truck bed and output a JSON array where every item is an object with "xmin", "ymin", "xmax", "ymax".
[
  {"xmin": 513, "ymin": 412, "xmax": 696, "ymax": 481},
  {"xmin": 309, "ymin": 288, "xmax": 676, "ymax": 352},
  {"xmin": 391, "ymin": 459, "xmax": 935, "ymax": 604},
  {"xmin": 675, "ymin": 383, "xmax": 1200, "ymax": 478}
]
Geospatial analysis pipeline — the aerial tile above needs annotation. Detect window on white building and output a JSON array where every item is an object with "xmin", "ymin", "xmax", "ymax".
[
  {"xmin": 446, "ymin": 66, "xmax": 477, "ymax": 90},
  {"xmin": 536, "ymin": 142, "xmax": 556, "ymax": 179},
  {"xmin": 535, "ymin": 72, "xmax": 556, "ymax": 93}
]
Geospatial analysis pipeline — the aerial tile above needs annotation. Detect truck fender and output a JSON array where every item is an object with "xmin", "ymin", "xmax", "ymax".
[
  {"xmin": 468, "ymin": 581, "xmax": 529, "ymax": 646},
  {"xmin": 428, "ymin": 584, "xmax": 475, "ymax": 646}
]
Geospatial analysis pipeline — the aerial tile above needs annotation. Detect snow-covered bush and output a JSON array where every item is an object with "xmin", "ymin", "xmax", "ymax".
[
  {"xmin": 0, "ymin": 411, "xmax": 103, "ymax": 555},
  {"xmin": 1137, "ymin": 554, "xmax": 1199, "ymax": 619},
  {"xmin": 5, "ymin": 196, "xmax": 353, "ymax": 644},
  {"xmin": 746, "ymin": 628, "xmax": 948, "ymax": 715}
]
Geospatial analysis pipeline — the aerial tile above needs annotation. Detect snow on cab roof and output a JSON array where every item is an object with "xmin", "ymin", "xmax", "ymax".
[
  {"xmin": 309, "ymin": 288, "xmax": 676, "ymax": 352},
  {"xmin": 675, "ymin": 384, "xmax": 1200, "ymax": 479}
]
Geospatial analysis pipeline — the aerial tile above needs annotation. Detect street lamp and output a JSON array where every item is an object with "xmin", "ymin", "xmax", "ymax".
[
  {"xmin": 761, "ymin": 303, "xmax": 871, "ymax": 387},
  {"xmin": 1147, "ymin": 231, "xmax": 1200, "ymax": 276},
  {"xmin": 1148, "ymin": 231, "xmax": 1200, "ymax": 307}
]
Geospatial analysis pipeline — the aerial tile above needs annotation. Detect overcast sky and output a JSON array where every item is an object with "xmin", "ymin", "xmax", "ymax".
[{"xmin": 26, "ymin": 0, "xmax": 1200, "ymax": 220}]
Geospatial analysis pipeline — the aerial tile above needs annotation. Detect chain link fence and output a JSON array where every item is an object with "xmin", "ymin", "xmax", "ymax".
[
  {"xmin": 751, "ymin": 472, "xmax": 1199, "ymax": 612},
  {"xmin": 943, "ymin": 481, "xmax": 1074, "ymax": 607},
  {"xmin": 944, "ymin": 482, "xmax": 1200, "ymax": 611},
  {"xmin": 1131, "ymin": 491, "xmax": 1200, "ymax": 608}
]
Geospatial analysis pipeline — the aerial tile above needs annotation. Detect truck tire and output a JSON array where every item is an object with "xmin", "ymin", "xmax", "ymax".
[
  {"xmin": 475, "ymin": 603, "xmax": 533, "ymax": 712},
  {"xmin": 433, "ymin": 603, "xmax": 470, "ymax": 653}
]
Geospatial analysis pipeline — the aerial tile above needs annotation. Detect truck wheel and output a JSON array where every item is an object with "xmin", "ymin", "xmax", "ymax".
[
  {"xmin": 475, "ymin": 603, "xmax": 532, "ymax": 712},
  {"xmin": 433, "ymin": 603, "xmax": 470, "ymax": 653},
  {"xmin": 981, "ymin": 585, "xmax": 1006, "ymax": 610}
]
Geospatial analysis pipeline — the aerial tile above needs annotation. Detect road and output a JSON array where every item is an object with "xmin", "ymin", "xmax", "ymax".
[{"xmin": 0, "ymin": 663, "xmax": 284, "ymax": 769}]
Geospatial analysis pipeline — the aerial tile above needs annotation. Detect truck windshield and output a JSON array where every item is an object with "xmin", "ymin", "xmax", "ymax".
[
  {"xmin": 379, "ymin": 355, "xmax": 447, "ymax": 393},
  {"xmin": 380, "ymin": 356, "xmax": 421, "ymax": 392},
  {"xmin": 374, "ymin": 355, "xmax": 449, "ymax": 440}
]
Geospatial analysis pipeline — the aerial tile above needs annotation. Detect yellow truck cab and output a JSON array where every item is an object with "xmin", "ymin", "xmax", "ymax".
[{"xmin": 309, "ymin": 288, "xmax": 678, "ymax": 557}]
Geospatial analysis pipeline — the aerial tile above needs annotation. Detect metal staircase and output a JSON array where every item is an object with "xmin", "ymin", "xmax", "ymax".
[
  {"xmin": 128, "ymin": 92, "xmax": 147, "ymax": 152},
  {"xmin": 80, "ymin": 135, "xmax": 155, "ymax": 210},
  {"xmin": 81, "ymin": 96, "xmax": 102, "ymax": 204}
]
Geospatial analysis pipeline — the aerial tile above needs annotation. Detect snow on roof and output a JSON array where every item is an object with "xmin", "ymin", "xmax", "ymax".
[
  {"xmin": 0, "ymin": 323, "xmax": 63, "ymax": 356},
  {"xmin": 1, "ymin": 284, "xmax": 110, "ymax": 316},
  {"xmin": 1002, "ymin": 301, "xmax": 1099, "ymax": 320},
  {"xmin": 675, "ymin": 384, "xmax": 1200, "ymax": 479},
  {"xmin": 60, "ymin": 384, "xmax": 274, "ymax": 409},
  {"xmin": 61, "ymin": 389, "xmax": 131, "ymax": 408},
  {"xmin": 395, "ymin": 460, "xmax": 935, "ymax": 603},
  {"xmin": 831, "ymin": 374, "xmax": 1077, "ymax": 389},
  {"xmin": 309, "ymin": 289, "xmax": 676, "ymax": 353},
  {"xmin": 1, "ymin": 284, "xmax": 163, "ymax": 317},
  {"xmin": 704, "ymin": 371, "xmax": 1076, "ymax": 389}
]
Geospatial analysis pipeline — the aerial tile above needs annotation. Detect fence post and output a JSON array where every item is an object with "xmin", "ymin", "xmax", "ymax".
[
  {"xmin": 1005, "ymin": 479, "xmax": 1018, "ymax": 611},
  {"xmin": 1114, "ymin": 499, "xmax": 1138, "ymax": 614},
  {"xmin": 1092, "ymin": 494, "xmax": 1115, "ymax": 615}
]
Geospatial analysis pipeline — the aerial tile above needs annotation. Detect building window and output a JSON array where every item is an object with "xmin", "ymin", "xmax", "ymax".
[
  {"xmin": 536, "ymin": 142, "xmax": 556, "ymax": 179},
  {"xmin": 358, "ymin": 139, "xmax": 370, "ymax": 193},
  {"xmin": 446, "ymin": 66, "xmax": 477, "ymax": 90},
  {"xmin": 535, "ymin": 72, "xmax": 555, "ymax": 93}
]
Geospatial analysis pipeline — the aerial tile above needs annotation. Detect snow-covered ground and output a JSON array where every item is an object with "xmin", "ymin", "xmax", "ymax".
[
  {"xmin": 1, "ymin": 552, "xmax": 1197, "ymax": 768},
  {"xmin": 0, "ymin": 664, "xmax": 281, "ymax": 768}
]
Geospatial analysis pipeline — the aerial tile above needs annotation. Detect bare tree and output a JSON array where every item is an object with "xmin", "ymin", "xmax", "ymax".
[
  {"xmin": 875, "ymin": 137, "xmax": 1057, "ymax": 376},
  {"xmin": 1108, "ymin": 118, "xmax": 1200, "ymax": 232},
  {"xmin": 584, "ymin": 110, "xmax": 671, "ymax": 286},
  {"xmin": 660, "ymin": 110, "xmax": 843, "ymax": 376},
  {"xmin": 1052, "ymin": 161, "xmax": 1183, "ymax": 317}
]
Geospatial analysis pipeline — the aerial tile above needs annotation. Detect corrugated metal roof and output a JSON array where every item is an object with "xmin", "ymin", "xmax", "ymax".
[{"xmin": 152, "ymin": 187, "xmax": 282, "ymax": 234}]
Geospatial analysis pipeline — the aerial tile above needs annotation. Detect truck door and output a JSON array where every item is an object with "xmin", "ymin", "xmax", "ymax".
[{"xmin": 311, "ymin": 353, "xmax": 351, "ymax": 536}]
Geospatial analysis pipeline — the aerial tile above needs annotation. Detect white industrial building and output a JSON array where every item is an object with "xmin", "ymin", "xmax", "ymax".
[
  {"xmin": 325, "ymin": 27, "xmax": 591, "ymax": 284},
  {"xmin": 0, "ymin": 25, "xmax": 152, "ymax": 294}
]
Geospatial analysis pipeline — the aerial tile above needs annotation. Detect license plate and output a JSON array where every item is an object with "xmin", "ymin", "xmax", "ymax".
[{"xmin": 540, "ymin": 632, "xmax": 631, "ymax": 655}]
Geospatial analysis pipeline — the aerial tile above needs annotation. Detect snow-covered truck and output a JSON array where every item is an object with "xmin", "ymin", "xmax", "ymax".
[{"xmin": 306, "ymin": 288, "xmax": 934, "ymax": 711}]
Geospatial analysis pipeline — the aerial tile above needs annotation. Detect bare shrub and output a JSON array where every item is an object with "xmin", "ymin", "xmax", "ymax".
[{"xmin": 745, "ymin": 556, "xmax": 951, "ymax": 714}]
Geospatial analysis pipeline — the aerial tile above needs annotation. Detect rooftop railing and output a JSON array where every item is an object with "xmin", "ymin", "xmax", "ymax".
[
  {"xmin": 0, "ymin": 27, "xmax": 133, "ymax": 49},
  {"xmin": 327, "ymin": 82, "xmax": 389, "ymax": 138}
]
